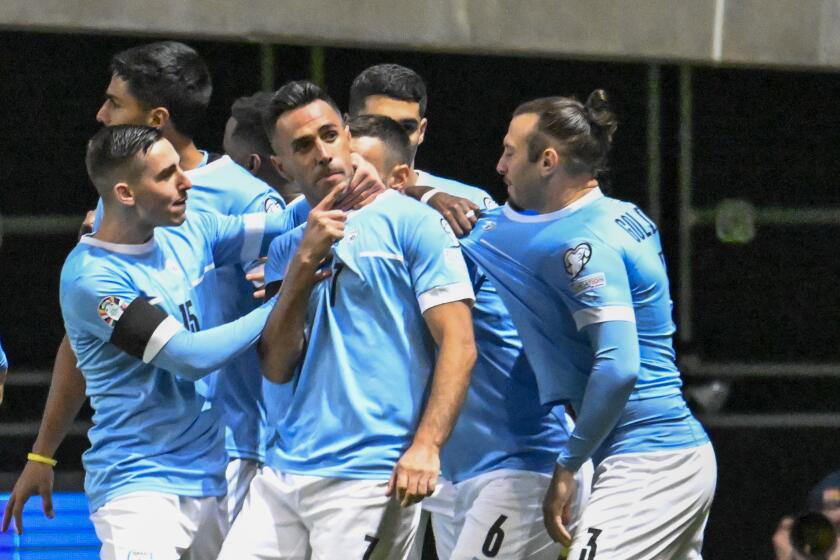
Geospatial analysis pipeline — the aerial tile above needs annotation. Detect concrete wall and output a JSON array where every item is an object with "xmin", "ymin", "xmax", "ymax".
[{"xmin": 2, "ymin": 0, "xmax": 840, "ymax": 69}]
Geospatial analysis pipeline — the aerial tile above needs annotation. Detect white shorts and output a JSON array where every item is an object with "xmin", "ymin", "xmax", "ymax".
[
  {"xmin": 410, "ymin": 479, "xmax": 458, "ymax": 560},
  {"xmin": 568, "ymin": 443, "xmax": 717, "ymax": 560},
  {"xmin": 218, "ymin": 467, "xmax": 422, "ymax": 560},
  {"xmin": 449, "ymin": 465, "xmax": 593, "ymax": 560},
  {"xmin": 90, "ymin": 491, "xmax": 226, "ymax": 560},
  {"xmin": 224, "ymin": 458, "xmax": 260, "ymax": 525}
]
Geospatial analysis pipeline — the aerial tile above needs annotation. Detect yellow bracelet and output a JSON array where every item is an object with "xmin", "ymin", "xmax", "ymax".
[{"xmin": 27, "ymin": 452, "xmax": 57, "ymax": 467}]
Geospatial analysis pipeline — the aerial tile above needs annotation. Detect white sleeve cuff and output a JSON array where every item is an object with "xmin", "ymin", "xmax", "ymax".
[
  {"xmin": 241, "ymin": 213, "xmax": 266, "ymax": 262},
  {"xmin": 573, "ymin": 306, "xmax": 635, "ymax": 330},
  {"xmin": 142, "ymin": 316, "xmax": 183, "ymax": 363},
  {"xmin": 417, "ymin": 282, "xmax": 475, "ymax": 314}
]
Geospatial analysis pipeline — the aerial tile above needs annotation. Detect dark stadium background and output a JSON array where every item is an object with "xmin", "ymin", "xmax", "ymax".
[{"xmin": 2, "ymin": 30, "xmax": 839, "ymax": 558}]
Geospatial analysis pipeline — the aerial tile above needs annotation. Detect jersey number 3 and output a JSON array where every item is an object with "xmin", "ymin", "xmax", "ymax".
[{"xmin": 578, "ymin": 527, "xmax": 603, "ymax": 560}]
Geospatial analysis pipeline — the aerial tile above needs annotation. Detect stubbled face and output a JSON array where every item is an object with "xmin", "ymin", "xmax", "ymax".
[
  {"xmin": 359, "ymin": 95, "xmax": 426, "ymax": 163},
  {"xmin": 97, "ymin": 75, "xmax": 153, "ymax": 126},
  {"xmin": 271, "ymin": 100, "xmax": 354, "ymax": 204},
  {"xmin": 129, "ymin": 139, "xmax": 191, "ymax": 227},
  {"xmin": 497, "ymin": 113, "xmax": 544, "ymax": 210}
]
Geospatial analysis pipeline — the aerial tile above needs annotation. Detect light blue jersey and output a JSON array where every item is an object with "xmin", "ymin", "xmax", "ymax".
[
  {"xmin": 95, "ymin": 153, "xmax": 308, "ymax": 461},
  {"xmin": 418, "ymin": 171, "xmax": 571, "ymax": 482},
  {"xmin": 263, "ymin": 190, "xmax": 474, "ymax": 479},
  {"xmin": 461, "ymin": 188, "xmax": 708, "ymax": 468},
  {"xmin": 61, "ymin": 210, "xmax": 291, "ymax": 512},
  {"xmin": 0, "ymin": 337, "xmax": 7, "ymax": 372}
]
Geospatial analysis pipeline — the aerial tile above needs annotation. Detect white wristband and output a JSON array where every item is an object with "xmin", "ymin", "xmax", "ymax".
[{"xmin": 419, "ymin": 188, "xmax": 442, "ymax": 205}]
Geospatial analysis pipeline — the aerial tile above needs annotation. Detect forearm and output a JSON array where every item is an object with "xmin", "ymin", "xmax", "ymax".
[
  {"xmin": 151, "ymin": 299, "xmax": 276, "ymax": 381},
  {"xmin": 557, "ymin": 321, "xmax": 639, "ymax": 472},
  {"xmin": 258, "ymin": 255, "xmax": 319, "ymax": 383},
  {"xmin": 32, "ymin": 336, "xmax": 87, "ymax": 457},
  {"xmin": 413, "ymin": 321, "xmax": 476, "ymax": 448}
]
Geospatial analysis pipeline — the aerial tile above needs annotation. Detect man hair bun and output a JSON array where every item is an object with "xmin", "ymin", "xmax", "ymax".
[{"xmin": 584, "ymin": 89, "xmax": 618, "ymax": 143}]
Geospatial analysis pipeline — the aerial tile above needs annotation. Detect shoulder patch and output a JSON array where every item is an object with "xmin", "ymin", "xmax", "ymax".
[
  {"xmin": 440, "ymin": 218, "xmax": 461, "ymax": 246},
  {"xmin": 563, "ymin": 243, "xmax": 592, "ymax": 279},
  {"xmin": 98, "ymin": 296, "xmax": 128, "ymax": 327},
  {"xmin": 264, "ymin": 197, "xmax": 283, "ymax": 214},
  {"xmin": 482, "ymin": 197, "xmax": 499, "ymax": 210},
  {"xmin": 570, "ymin": 272, "xmax": 607, "ymax": 295}
]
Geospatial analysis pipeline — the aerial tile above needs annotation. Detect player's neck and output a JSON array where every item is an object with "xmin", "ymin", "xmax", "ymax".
[
  {"xmin": 94, "ymin": 214, "xmax": 155, "ymax": 246},
  {"xmin": 539, "ymin": 177, "xmax": 599, "ymax": 214},
  {"xmin": 165, "ymin": 131, "xmax": 204, "ymax": 171}
]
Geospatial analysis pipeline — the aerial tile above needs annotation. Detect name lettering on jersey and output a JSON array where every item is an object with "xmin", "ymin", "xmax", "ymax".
[
  {"xmin": 615, "ymin": 206, "xmax": 658, "ymax": 243},
  {"xmin": 571, "ymin": 272, "xmax": 607, "ymax": 296},
  {"xmin": 564, "ymin": 243, "xmax": 592, "ymax": 279},
  {"xmin": 97, "ymin": 296, "xmax": 128, "ymax": 327}
]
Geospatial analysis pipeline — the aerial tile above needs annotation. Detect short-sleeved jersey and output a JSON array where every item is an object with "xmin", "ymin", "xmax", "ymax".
[
  {"xmin": 461, "ymin": 188, "xmax": 708, "ymax": 461},
  {"xmin": 95, "ymin": 153, "xmax": 308, "ymax": 461},
  {"xmin": 61, "ymin": 210, "xmax": 271, "ymax": 512},
  {"xmin": 0, "ymin": 337, "xmax": 7, "ymax": 371},
  {"xmin": 263, "ymin": 189, "xmax": 474, "ymax": 478},
  {"xmin": 416, "ymin": 171, "xmax": 571, "ymax": 482}
]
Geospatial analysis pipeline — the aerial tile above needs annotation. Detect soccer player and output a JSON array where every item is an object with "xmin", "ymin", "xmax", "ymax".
[
  {"xmin": 348, "ymin": 64, "xmax": 491, "ymax": 239},
  {"xmin": 58, "ymin": 124, "xmax": 312, "ymax": 559},
  {"xmin": 2, "ymin": 41, "xmax": 381, "ymax": 534},
  {"xmin": 224, "ymin": 91, "xmax": 301, "ymax": 202},
  {"xmin": 461, "ymin": 91, "xmax": 717, "ymax": 559},
  {"xmin": 350, "ymin": 114, "xmax": 592, "ymax": 560},
  {"xmin": 217, "ymin": 81, "xmax": 476, "ymax": 559}
]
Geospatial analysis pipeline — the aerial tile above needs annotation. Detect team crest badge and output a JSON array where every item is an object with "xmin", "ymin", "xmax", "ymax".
[
  {"xmin": 481, "ymin": 220, "xmax": 496, "ymax": 231},
  {"xmin": 564, "ymin": 243, "xmax": 592, "ymax": 279},
  {"xmin": 264, "ymin": 197, "xmax": 282, "ymax": 214},
  {"xmin": 440, "ymin": 218, "xmax": 460, "ymax": 246},
  {"xmin": 98, "ymin": 296, "xmax": 127, "ymax": 327},
  {"xmin": 483, "ymin": 197, "xmax": 499, "ymax": 210}
]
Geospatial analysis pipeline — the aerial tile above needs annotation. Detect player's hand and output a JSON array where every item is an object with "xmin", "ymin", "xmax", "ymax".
[
  {"xmin": 543, "ymin": 465, "xmax": 576, "ymax": 546},
  {"xmin": 386, "ymin": 441, "xmax": 440, "ymax": 507},
  {"xmin": 336, "ymin": 153, "xmax": 386, "ymax": 210},
  {"xmin": 245, "ymin": 258, "xmax": 268, "ymax": 299},
  {"xmin": 297, "ymin": 185, "xmax": 347, "ymax": 267},
  {"xmin": 771, "ymin": 516, "xmax": 794, "ymax": 560},
  {"xmin": 426, "ymin": 191, "xmax": 480, "ymax": 237},
  {"xmin": 2, "ymin": 461, "xmax": 55, "ymax": 534},
  {"xmin": 0, "ymin": 366, "xmax": 6, "ymax": 407}
]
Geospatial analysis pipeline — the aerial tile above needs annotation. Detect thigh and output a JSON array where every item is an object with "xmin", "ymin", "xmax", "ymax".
[
  {"xmin": 90, "ymin": 491, "xmax": 188, "ymax": 560},
  {"xmin": 568, "ymin": 444, "xmax": 717, "ymax": 560},
  {"xmin": 217, "ymin": 468, "xmax": 311, "ymax": 560},
  {"xmin": 451, "ymin": 471, "xmax": 560, "ymax": 560},
  {"xmin": 304, "ymin": 478, "xmax": 422, "ymax": 560},
  {"xmin": 183, "ymin": 495, "xmax": 228, "ymax": 560},
  {"xmin": 427, "ymin": 480, "xmax": 457, "ymax": 560}
]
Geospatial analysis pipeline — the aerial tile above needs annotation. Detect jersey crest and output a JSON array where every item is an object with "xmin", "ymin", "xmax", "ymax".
[{"xmin": 97, "ymin": 296, "xmax": 127, "ymax": 327}]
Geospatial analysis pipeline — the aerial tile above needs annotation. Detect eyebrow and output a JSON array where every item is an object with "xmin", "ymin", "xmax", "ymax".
[
  {"xmin": 290, "ymin": 124, "xmax": 338, "ymax": 151},
  {"xmin": 154, "ymin": 164, "xmax": 177, "ymax": 181}
]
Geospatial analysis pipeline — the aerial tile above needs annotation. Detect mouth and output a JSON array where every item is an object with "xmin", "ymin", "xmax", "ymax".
[{"xmin": 316, "ymin": 170, "xmax": 346, "ymax": 186}]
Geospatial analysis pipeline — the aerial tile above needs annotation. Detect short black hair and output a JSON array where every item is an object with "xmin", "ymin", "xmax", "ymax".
[
  {"xmin": 263, "ymin": 80, "xmax": 342, "ymax": 141},
  {"xmin": 110, "ymin": 41, "xmax": 211, "ymax": 139},
  {"xmin": 229, "ymin": 91, "xmax": 275, "ymax": 156},
  {"xmin": 86, "ymin": 125, "xmax": 162, "ymax": 195},
  {"xmin": 348, "ymin": 115, "xmax": 412, "ymax": 169},
  {"xmin": 348, "ymin": 64, "xmax": 427, "ymax": 117}
]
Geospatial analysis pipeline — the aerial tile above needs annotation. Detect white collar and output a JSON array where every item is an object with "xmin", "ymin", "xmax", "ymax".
[
  {"xmin": 79, "ymin": 233, "xmax": 156, "ymax": 255},
  {"xmin": 502, "ymin": 187, "xmax": 604, "ymax": 223}
]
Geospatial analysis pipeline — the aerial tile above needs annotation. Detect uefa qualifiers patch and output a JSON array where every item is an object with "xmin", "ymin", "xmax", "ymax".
[
  {"xmin": 264, "ymin": 197, "xmax": 283, "ymax": 214},
  {"xmin": 564, "ymin": 242, "xmax": 592, "ymax": 279},
  {"xmin": 98, "ymin": 296, "xmax": 128, "ymax": 327},
  {"xmin": 571, "ymin": 272, "xmax": 606, "ymax": 296}
]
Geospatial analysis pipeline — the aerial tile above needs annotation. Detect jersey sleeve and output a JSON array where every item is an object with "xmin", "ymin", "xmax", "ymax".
[
  {"xmin": 264, "ymin": 225, "xmax": 306, "ymax": 285},
  {"xmin": 404, "ymin": 212, "xmax": 475, "ymax": 313},
  {"xmin": 550, "ymin": 236, "xmax": 635, "ymax": 331},
  {"xmin": 61, "ymin": 270, "xmax": 184, "ymax": 363}
]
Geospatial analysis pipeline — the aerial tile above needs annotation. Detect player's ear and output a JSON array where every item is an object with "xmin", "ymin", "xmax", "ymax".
[
  {"xmin": 113, "ymin": 182, "xmax": 136, "ymax": 207},
  {"xmin": 389, "ymin": 164, "xmax": 412, "ymax": 192},
  {"xmin": 269, "ymin": 154, "xmax": 291, "ymax": 183},
  {"xmin": 417, "ymin": 118, "xmax": 428, "ymax": 146},
  {"xmin": 246, "ymin": 154, "xmax": 262, "ymax": 176},
  {"xmin": 148, "ymin": 107, "xmax": 170, "ymax": 129},
  {"xmin": 540, "ymin": 147, "xmax": 560, "ymax": 177}
]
